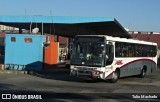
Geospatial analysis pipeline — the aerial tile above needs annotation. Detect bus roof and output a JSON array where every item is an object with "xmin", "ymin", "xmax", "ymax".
[{"xmin": 76, "ymin": 35, "xmax": 157, "ymax": 46}]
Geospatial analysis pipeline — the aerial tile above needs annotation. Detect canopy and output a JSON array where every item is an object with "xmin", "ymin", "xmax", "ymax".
[{"xmin": 0, "ymin": 16, "xmax": 131, "ymax": 38}]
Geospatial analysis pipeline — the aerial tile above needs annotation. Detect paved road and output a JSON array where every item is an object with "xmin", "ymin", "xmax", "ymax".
[{"xmin": 0, "ymin": 67, "xmax": 160, "ymax": 101}]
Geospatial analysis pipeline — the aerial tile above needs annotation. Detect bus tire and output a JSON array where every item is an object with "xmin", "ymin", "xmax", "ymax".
[
  {"xmin": 110, "ymin": 70, "xmax": 119, "ymax": 83},
  {"xmin": 139, "ymin": 68, "xmax": 146, "ymax": 78}
]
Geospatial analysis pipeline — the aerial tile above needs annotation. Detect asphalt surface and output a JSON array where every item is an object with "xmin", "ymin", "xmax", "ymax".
[{"xmin": 0, "ymin": 67, "xmax": 160, "ymax": 102}]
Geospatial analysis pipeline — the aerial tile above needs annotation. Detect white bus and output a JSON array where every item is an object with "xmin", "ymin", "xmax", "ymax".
[{"xmin": 70, "ymin": 35, "xmax": 157, "ymax": 83}]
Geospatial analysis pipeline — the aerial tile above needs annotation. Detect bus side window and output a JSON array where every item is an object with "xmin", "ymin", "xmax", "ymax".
[{"xmin": 115, "ymin": 43, "xmax": 121, "ymax": 57}]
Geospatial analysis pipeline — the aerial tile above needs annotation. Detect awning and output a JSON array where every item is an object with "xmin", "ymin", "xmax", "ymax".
[{"xmin": 0, "ymin": 16, "xmax": 131, "ymax": 38}]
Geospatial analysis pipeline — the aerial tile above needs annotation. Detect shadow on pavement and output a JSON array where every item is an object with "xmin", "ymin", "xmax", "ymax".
[
  {"xmin": 27, "ymin": 65, "xmax": 108, "ymax": 83},
  {"xmin": 27, "ymin": 66, "xmax": 85, "ymax": 83},
  {"xmin": 0, "ymin": 83, "xmax": 15, "ymax": 90},
  {"xmin": 27, "ymin": 65, "xmax": 160, "ymax": 83}
]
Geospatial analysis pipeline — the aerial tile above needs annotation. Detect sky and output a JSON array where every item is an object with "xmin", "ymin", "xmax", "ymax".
[{"xmin": 0, "ymin": 0, "xmax": 160, "ymax": 32}]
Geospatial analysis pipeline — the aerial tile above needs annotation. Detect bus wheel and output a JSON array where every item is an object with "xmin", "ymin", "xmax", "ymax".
[
  {"xmin": 139, "ymin": 68, "xmax": 146, "ymax": 78},
  {"xmin": 110, "ymin": 70, "xmax": 119, "ymax": 83}
]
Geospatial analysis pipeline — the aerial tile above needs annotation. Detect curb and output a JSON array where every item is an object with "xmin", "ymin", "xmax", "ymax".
[
  {"xmin": 0, "ymin": 70, "xmax": 28, "ymax": 74},
  {"xmin": 0, "ymin": 68, "xmax": 70, "ymax": 75}
]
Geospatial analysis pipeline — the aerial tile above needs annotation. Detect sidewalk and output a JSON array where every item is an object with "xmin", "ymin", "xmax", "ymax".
[{"xmin": 0, "ymin": 67, "xmax": 70, "ymax": 75}]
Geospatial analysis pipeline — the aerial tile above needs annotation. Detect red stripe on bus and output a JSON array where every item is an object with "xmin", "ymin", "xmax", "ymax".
[
  {"xmin": 105, "ymin": 59, "xmax": 156, "ymax": 79},
  {"xmin": 105, "ymin": 71, "xmax": 114, "ymax": 79},
  {"xmin": 120, "ymin": 59, "xmax": 156, "ymax": 69}
]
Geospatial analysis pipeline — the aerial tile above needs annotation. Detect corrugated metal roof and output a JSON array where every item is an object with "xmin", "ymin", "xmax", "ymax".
[
  {"xmin": 131, "ymin": 34, "xmax": 160, "ymax": 48},
  {"xmin": 0, "ymin": 16, "xmax": 114, "ymax": 24}
]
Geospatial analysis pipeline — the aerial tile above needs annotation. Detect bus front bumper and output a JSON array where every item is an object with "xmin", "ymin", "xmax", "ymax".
[{"xmin": 70, "ymin": 69, "xmax": 103, "ymax": 79}]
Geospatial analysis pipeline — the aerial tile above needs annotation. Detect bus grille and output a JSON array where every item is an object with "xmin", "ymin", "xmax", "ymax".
[{"xmin": 78, "ymin": 70, "xmax": 92, "ymax": 75}]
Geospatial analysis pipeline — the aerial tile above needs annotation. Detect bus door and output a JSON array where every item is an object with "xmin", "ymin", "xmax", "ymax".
[{"xmin": 105, "ymin": 42, "xmax": 114, "ymax": 66}]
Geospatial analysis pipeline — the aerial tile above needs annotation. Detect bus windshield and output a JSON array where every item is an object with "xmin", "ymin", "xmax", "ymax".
[{"xmin": 70, "ymin": 41, "xmax": 105, "ymax": 67}]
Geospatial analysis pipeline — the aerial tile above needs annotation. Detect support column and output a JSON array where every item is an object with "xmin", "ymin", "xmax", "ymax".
[
  {"xmin": 56, "ymin": 35, "xmax": 59, "ymax": 42},
  {"xmin": 67, "ymin": 37, "xmax": 73, "ymax": 60},
  {"xmin": 19, "ymin": 28, "xmax": 22, "ymax": 34}
]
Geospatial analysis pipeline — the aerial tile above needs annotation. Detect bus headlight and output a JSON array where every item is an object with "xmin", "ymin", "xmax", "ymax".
[
  {"xmin": 92, "ymin": 71, "xmax": 103, "ymax": 75},
  {"xmin": 92, "ymin": 71, "xmax": 96, "ymax": 74},
  {"xmin": 71, "ymin": 70, "xmax": 77, "ymax": 76},
  {"xmin": 70, "ymin": 65, "xmax": 74, "ymax": 69}
]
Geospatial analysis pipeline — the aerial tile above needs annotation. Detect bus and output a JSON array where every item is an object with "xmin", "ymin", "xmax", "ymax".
[{"xmin": 70, "ymin": 35, "xmax": 157, "ymax": 83}]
